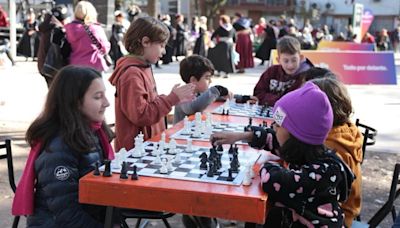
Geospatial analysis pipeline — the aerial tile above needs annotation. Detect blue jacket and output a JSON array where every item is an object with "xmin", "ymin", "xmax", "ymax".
[{"xmin": 27, "ymin": 135, "xmax": 105, "ymax": 228}]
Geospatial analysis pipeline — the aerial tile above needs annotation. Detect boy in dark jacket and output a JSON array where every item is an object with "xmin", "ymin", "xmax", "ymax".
[{"xmin": 253, "ymin": 35, "xmax": 313, "ymax": 106}]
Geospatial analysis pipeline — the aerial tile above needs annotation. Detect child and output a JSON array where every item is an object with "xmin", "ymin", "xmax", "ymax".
[
  {"xmin": 253, "ymin": 35, "xmax": 313, "ymax": 106},
  {"xmin": 174, "ymin": 54, "xmax": 233, "ymax": 124},
  {"xmin": 311, "ymin": 77, "xmax": 363, "ymax": 227},
  {"xmin": 109, "ymin": 16, "xmax": 195, "ymax": 151},
  {"xmin": 12, "ymin": 66, "xmax": 116, "ymax": 227},
  {"xmin": 212, "ymin": 82, "xmax": 354, "ymax": 227}
]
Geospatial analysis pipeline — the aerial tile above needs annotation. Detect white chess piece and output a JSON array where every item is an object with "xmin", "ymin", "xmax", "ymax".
[
  {"xmin": 174, "ymin": 152, "xmax": 181, "ymax": 163},
  {"xmin": 168, "ymin": 139, "xmax": 177, "ymax": 155},
  {"xmin": 223, "ymin": 99, "xmax": 230, "ymax": 111},
  {"xmin": 131, "ymin": 136, "xmax": 143, "ymax": 158},
  {"xmin": 166, "ymin": 157, "xmax": 174, "ymax": 171},
  {"xmin": 154, "ymin": 154, "xmax": 162, "ymax": 164},
  {"xmin": 159, "ymin": 158, "xmax": 168, "ymax": 174},
  {"xmin": 186, "ymin": 138, "xmax": 193, "ymax": 152},
  {"xmin": 183, "ymin": 116, "xmax": 191, "ymax": 134},
  {"xmin": 206, "ymin": 112, "xmax": 212, "ymax": 125},
  {"xmin": 195, "ymin": 112, "xmax": 202, "ymax": 122}
]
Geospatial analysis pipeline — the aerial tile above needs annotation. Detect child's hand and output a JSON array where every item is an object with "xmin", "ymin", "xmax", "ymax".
[
  {"xmin": 257, "ymin": 151, "xmax": 281, "ymax": 164},
  {"xmin": 211, "ymin": 131, "xmax": 252, "ymax": 146},
  {"xmin": 171, "ymin": 83, "xmax": 195, "ymax": 103},
  {"xmin": 248, "ymin": 96, "xmax": 259, "ymax": 104}
]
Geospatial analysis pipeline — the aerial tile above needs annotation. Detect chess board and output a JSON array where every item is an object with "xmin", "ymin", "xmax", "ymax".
[
  {"xmin": 170, "ymin": 120, "xmax": 247, "ymax": 144},
  {"xmin": 106, "ymin": 141, "xmax": 260, "ymax": 186},
  {"xmin": 212, "ymin": 102, "xmax": 273, "ymax": 119}
]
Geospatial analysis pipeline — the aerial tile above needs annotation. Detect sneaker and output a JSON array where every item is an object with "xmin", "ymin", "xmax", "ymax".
[{"xmin": 223, "ymin": 73, "xmax": 229, "ymax": 78}]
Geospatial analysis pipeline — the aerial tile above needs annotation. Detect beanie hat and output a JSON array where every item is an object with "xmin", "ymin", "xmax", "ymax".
[
  {"xmin": 51, "ymin": 5, "xmax": 68, "ymax": 22},
  {"xmin": 272, "ymin": 81, "xmax": 333, "ymax": 145}
]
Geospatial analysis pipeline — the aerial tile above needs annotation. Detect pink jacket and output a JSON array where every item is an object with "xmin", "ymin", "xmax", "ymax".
[{"xmin": 65, "ymin": 21, "xmax": 110, "ymax": 71}]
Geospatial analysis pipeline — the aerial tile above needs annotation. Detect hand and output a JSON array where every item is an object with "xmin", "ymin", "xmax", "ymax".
[
  {"xmin": 170, "ymin": 83, "xmax": 195, "ymax": 103},
  {"xmin": 211, "ymin": 131, "xmax": 252, "ymax": 146},
  {"xmin": 265, "ymin": 128, "xmax": 280, "ymax": 155},
  {"xmin": 248, "ymin": 96, "xmax": 259, "ymax": 104}
]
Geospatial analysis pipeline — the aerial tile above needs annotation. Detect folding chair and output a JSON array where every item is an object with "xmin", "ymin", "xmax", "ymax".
[
  {"xmin": 120, "ymin": 209, "xmax": 175, "ymax": 228},
  {"xmin": 0, "ymin": 139, "xmax": 20, "ymax": 228},
  {"xmin": 355, "ymin": 119, "xmax": 377, "ymax": 164}
]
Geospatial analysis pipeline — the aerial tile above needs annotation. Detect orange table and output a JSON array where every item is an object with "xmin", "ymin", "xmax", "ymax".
[{"xmin": 79, "ymin": 112, "xmax": 272, "ymax": 227}]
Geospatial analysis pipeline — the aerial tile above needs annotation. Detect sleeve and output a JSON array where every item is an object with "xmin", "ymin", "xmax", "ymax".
[
  {"xmin": 37, "ymin": 150, "xmax": 103, "ymax": 228},
  {"xmin": 178, "ymin": 87, "xmax": 220, "ymax": 116},
  {"xmin": 253, "ymin": 68, "xmax": 281, "ymax": 106},
  {"xmin": 119, "ymin": 70, "xmax": 179, "ymax": 127},
  {"xmin": 259, "ymin": 163, "xmax": 317, "ymax": 207}
]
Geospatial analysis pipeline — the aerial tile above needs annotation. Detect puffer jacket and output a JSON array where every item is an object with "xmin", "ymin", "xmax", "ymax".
[{"xmin": 27, "ymin": 135, "xmax": 105, "ymax": 228}]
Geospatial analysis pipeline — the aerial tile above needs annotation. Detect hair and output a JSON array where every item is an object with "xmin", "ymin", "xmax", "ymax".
[
  {"xmin": 179, "ymin": 55, "xmax": 215, "ymax": 83},
  {"xmin": 26, "ymin": 65, "xmax": 113, "ymax": 152},
  {"xmin": 302, "ymin": 67, "xmax": 337, "ymax": 81},
  {"xmin": 279, "ymin": 135, "xmax": 327, "ymax": 165},
  {"xmin": 219, "ymin": 15, "xmax": 230, "ymax": 24},
  {"xmin": 311, "ymin": 78, "xmax": 353, "ymax": 127},
  {"xmin": 124, "ymin": 16, "xmax": 170, "ymax": 55},
  {"xmin": 277, "ymin": 35, "xmax": 301, "ymax": 55},
  {"xmin": 74, "ymin": 1, "xmax": 98, "ymax": 23}
]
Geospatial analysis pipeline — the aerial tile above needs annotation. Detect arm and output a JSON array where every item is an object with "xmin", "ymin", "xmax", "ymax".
[
  {"xmin": 38, "ymin": 148, "xmax": 103, "ymax": 227},
  {"xmin": 253, "ymin": 68, "xmax": 281, "ymax": 106},
  {"xmin": 119, "ymin": 72, "xmax": 180, "ymax": 127},
  {"xmin": 178, "ymin": 86, "xmax": 220, "ymax": 116},
  {"xmin": 92, "ymin": 24, "xmax": 111, "ymax": 53}
]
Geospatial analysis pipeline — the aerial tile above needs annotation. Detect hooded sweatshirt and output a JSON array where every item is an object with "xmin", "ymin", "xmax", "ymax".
[
  {"xmin": 65, "ymin": 20, "xmax": 110, "ymax": 71},
  {"xmin": 253, "ymin": 58, "xmax": 313, "ymax": 106},
  {"xmin": 109, "ymin": 56, "xmax": 179, "ymax": 151},
  {"xmin": 325, "ymin": 122, "xmax": 363, "ymax": 227}
]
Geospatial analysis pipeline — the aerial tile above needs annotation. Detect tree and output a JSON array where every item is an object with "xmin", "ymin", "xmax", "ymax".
[{"xmin": 200, "ymin": 0, "xmax": 227, "ymax": 27}]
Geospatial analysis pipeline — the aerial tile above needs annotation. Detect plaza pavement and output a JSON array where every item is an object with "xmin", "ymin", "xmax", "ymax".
[{"xmin": 0, "ymin": 56, "xmax": 400, "ymax": 227}]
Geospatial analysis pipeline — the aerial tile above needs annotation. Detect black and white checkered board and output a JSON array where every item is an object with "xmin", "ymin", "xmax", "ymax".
[
  {"xmin": 170, "ymin": 121, "xmax": 247, "ymax": 144},
  {"xmin": 108, "ymin": 141, "xmax": 260, "ymax": 186},
  {"xmin": 212, "ymin": 103, "xmax": 273, "ymax": 119}
]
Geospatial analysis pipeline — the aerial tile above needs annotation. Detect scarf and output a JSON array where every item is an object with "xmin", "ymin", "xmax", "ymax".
[{"xmin": 11, "ymin": 122, "xmax": 114, "ymax": 216}]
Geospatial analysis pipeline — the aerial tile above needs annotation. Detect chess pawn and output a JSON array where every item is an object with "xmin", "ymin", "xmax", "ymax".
[
  {"xmin": 161, "ymin": 132, "xmax": 166, "ymax": 142},
  {"xmin": 186, "ymin": 138, "xmax": 193, "ymax": 152},
  {"xmin": 154, "ymin": 154, "xmax": 162, "ymax": 164},
  {"xmin": 159, "ymin": 158, "xmax": 168, "ymax": 174},
  {"xmin": 195, "ymin": 112, "xmax": 202, "ymax": 123},
  {"xmin": 183, "ymin": 116, "xmax": 191, "ymax": 134},
  {"xmin": 174, "ymin": 153, "xmax": 181, "ymax": 163},
  {"xmin": 166, "ymin": 158, "xmax": 174, "ymax": 171},
  {"xmin": 206, "ymin": 112, "xmax": 212, "ymax": 125},
  {"xmin": 242, "ymin": 167, "xmax": 252, "ymax": 186}
]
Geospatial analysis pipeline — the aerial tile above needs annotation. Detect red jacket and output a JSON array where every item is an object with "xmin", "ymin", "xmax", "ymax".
[{"xmin": 109, "ymin": 56, "xmax": 179, "ymax": 151}]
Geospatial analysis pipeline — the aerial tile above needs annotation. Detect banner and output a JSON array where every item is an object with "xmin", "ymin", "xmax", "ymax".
[
  {"xmin": 317, "ymin": 40, "xmax": 375, "ymax": 51},
  {"xmin": 269, "ymin": 50, "xmax": 397, "ymax": 85},
  {"xmin": 352, "ymin": 3, "xmax": 364, "ymax": 43},
  {"xmin": 361, "ymin": 9, "xmax": 374, "ymax": 39}
]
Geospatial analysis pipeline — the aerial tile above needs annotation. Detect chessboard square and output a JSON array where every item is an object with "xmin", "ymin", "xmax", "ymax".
[
  {"xmin": 186, "ymin": 173, "xmax": 204, "ymax": 179},
  {"xmin": 213, "ymin": 129, "xmax": 222, "ymax": 132},
  {"xmin": 133, "ymin": 163, "xmax": 147, "ymax": 168},
  {"xmin": 140, "ymin": 159, "xmax": 154, "ymax": 164},
  {"xmin": 179, "ymin": 163, "xmax": 196, "ymax": 169},
  {"xmin": 146, "ymin": 164, "xmax": 161, "ymax": 169},
  {"xmin": 190, "ymin": 169, "xmax": 206, "ymax": 174},
  {"xmin": 142, "ymin": 156, "xmax": 155, "ymax": 160},
  {"xmin": 126, "ymin": 158, "xmax": 138, "ymax": 163},
  {"xmin": 139, "ymin": 168, "xmax": 157, "ymax": 174},
  {"xmin": 188, "ymin": 157, "xmax": 199, "ymax": 162},
  {"xmin": 174, "ymin": 167, "xmax": 191, "ymax": 173},
  {"xmin": 169, "ymin": 171, "xmax": 188, "ymax": 177}
]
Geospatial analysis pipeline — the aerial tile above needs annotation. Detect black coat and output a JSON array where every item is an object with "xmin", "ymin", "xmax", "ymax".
[{"xmin": 27, "ymin": 135, "xmax": 106, "ymax": 228}]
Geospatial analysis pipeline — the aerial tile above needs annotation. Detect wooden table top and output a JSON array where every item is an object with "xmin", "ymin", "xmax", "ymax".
[{"xmin": 79, "ymin": 106, "xmax": 273, "ymax": 224}]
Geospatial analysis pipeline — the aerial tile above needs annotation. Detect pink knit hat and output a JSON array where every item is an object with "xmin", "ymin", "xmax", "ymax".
[{"xmin": 272, "ymin": 82, "xmax": 333, "ymax": 145}]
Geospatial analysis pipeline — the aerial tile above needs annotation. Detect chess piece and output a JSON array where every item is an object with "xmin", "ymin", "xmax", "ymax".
[
  {"xmin": 242, "ymin": 166, "xmax": 252, "ymax": 186},
  {"xmin": 168, "ymin": 139, "xmax": 177, "ymax": 154},
  {"xmin": 174, "ymin": 152, "xmax": 181, "ymax": 163},
  {"xmin": 131, "ymin": 165, "xmax": 138, "ymax": 180},
  {"xmin": 207, "ymin": 163, "xmax": 214, "ymax": 177},
  {"xmin": 120, "ymin": 161, "xmax": 128, "ymax": 179},
  {"xmin": 222, "ymin": 109, "xmax": 225, "ymax": 115},
  {"xmin": 230, "ymin": 155, "xmax": 239, "ymax": 173},
  {"xmin": 166, "ymin": 157, "xmax": 174, "ymax": 171},
  {"xmin": 159, "ymin": 158, "xmax": 168, "ymax": 174},
  {"xmin": 228, "ymin": 144, "xmax": 234, "ymax": 154},
  {"xmin": 199, "ymin": 152, "xmax": 208, "ymax": 170},
  {"xmin": 216, "ymin": 144, "xmax": 223, "ymax": 152},
  {"xmin": 183, "ymin": 116, "xmax": 191, "ymax": 134},
  {"xmin": 227, "ymin": 168, "xmax": 234, "ymax": 181},
  {"xmin": 93, "ymin": 161, "xmax": 100, "ymax": 176},
  {"xmin": 186, "ymin": 138, "xmax": 193, "ymax": 152},
  {"xmin": 154, "ymin": 154, "xmax": 162, "ymax": 164},
  {"xmin": 103, "ymin": 160, "xmax": 112, "ymax": 177}
]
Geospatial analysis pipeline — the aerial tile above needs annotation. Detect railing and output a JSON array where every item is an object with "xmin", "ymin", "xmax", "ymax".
[
  {"xmin": 0, "ymin": 27, "xmax": 24, "ymax": 41},
  {"xmin": 226, "ymin": 0, "xmax": 290, "ymax": 6}
]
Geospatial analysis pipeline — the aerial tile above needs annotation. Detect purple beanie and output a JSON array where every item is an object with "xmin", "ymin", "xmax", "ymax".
[{"xmin": 272, "ymin": 82, "xmax": 333, "ymax": 145}]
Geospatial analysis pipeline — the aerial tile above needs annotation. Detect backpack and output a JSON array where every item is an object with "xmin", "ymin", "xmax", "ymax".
[{"xmin": 42, "ymin": 27, "xmax": 71, "ymax": 78}]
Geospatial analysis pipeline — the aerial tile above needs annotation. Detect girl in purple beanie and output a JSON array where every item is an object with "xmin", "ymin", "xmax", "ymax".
[{"xmin": 211, "ymin": 81, "xmax": 354, "ymax": 228}]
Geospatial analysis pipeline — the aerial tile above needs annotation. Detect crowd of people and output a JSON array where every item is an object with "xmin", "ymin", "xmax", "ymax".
[{"xmin": 1, "ymin": 2, "xmax": 393, "ymax": 227}]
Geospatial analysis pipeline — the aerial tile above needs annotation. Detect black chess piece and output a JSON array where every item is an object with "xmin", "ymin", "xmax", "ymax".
[
  {"xmin": 228, "ymin": 144, "xmax": 234, "ymax": 154},
  {"xmin": 226, "ymin": 109, "xmax": 229, "ymax": 115},
  {"xmin": 230, "ymin": 159, "xmax": 239, "ymax": 173},
  {"xmin": 248, "ymin": 117, "xmax": 253, "ymax": 126},
  {"xmin": 131, "ymin": 165, "xmax": 138, "ymax": 180},
  {"xmin": 93, "ymin": 161, "xmax": 100, "ymax": 176},
  {"xmin": 120, "ymin": 161, "xmax": 128, "ymax": 179},
  {"xmin": 216, "ymin": 144, "xmax": 223, "ymax": 152},
  {"xmin": 227, "ymin": 168, "xmax": 234, "ymax": 181},
  {"xmin": 199, "ymin": 152, "xmax": 208, "ymax": 170},
  {"xmin": 102, "ymin": 159, "xmax": 112, "ymax": 177},
  {"xmin": 222, "ymin": 109, "xmax": 225, "ymax": 115},
  {"xmin": 207, "ymin": 163, "xmax": 214, "ymax": 177}
]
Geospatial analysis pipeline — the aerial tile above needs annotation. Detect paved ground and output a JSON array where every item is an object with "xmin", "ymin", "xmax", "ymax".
[{"xmin": 1, "ymin": 57, "xmax": 400, "ymax": 227}]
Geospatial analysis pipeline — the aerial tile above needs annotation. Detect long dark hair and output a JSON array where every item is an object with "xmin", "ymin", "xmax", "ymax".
[
  {"xmin": 26, "ymin": 65, "xmax": 113, "ymax": 152},
  {"xmin": 279, "ymin": 135, "xmax": 327, "ymax": 165}
]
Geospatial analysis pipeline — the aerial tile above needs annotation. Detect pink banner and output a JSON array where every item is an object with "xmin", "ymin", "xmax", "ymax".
[
  {"xmin": 317, "ymin": 40, "xmax": 375, "ymax": 51},
  {"xmin": 361, "ymin": 9, "xmax": 374, "ymax": 39}
]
